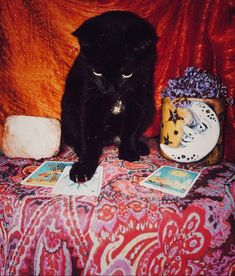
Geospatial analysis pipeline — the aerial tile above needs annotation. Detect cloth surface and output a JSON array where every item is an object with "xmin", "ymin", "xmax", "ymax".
[
  {"xmin": 0, "ymin": 139, "xmax": 234, "ymax": 275},
  {"xmin": 0, "ymin": 0, "xmax": 234, "ymax": 161}
]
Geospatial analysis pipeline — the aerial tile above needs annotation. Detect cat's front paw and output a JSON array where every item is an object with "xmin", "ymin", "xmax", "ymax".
[
  {"xmin": 119, "ymin": 147, "xmax": 140, "ymax": 162},
  {"xmin": 70, "ymin": 162, "xmax": 96, "ymax": 182}
]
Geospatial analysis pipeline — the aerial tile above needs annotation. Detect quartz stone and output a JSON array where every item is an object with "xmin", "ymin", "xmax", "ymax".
[{"xmin": 2, "ymin": 115, "xmax": 61, "ymax": 159}]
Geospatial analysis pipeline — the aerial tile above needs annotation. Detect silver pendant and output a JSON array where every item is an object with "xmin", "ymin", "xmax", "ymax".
[{"xmin": 111, "ymin": 100, "xmax": 125, "ymax": 115}]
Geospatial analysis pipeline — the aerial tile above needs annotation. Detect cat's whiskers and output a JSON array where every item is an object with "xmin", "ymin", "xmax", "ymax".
[
  {"xmin": 84, "ymin": 92, "xmax": 102, "ymax": 109},
  {"xmin": 83, "ymin": 85, "xmax": 99, "ymax": 101},
  {"xmin": 126, "ymin": 93, "xmax": 143, "ymax": 111}
]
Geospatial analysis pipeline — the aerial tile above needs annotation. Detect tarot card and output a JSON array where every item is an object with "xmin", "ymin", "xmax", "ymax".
[
  {"xmin": 51, "ymin": 166, "xmax": 103, "ymax": 196},
  {"xmin": 140, "ymin": 165, "xmax": 200, "ymax": 198},
  {"xmin": 21, "ymin": 161, "xmax": 73, "ymax": 187}
]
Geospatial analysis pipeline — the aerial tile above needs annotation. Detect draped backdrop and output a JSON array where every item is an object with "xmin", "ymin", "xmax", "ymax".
[{"xmin": 0, "ymin": 0, "xmax": 234, "ymax": 162}]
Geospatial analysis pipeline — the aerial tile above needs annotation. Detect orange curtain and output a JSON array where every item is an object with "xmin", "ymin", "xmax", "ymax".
[{"xmin": 0, "ymin": 0, "xmax": 234, "ymax": 161}]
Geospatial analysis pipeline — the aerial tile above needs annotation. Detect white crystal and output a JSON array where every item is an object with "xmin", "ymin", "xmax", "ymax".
[{"xmin": 2, "ymin": 115, "xmax": 61, "ymax": 159}]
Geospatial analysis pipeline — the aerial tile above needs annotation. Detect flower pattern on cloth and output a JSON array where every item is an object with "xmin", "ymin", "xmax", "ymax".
[
  {"xmin": 0, "ymin": 140, "xmax": 234, "ymax": 275},
  {"xmin": 152, "ymin": 206, "xmax": 211, "ymax": 275}
]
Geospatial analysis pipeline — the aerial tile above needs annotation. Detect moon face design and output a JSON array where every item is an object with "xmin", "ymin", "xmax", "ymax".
[{"xmin": 160, "ymin": 101, "xmax": 220, "ymax": 163}]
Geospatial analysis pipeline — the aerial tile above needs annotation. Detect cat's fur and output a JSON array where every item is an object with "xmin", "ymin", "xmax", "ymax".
[{"xmin": 61, "ymin": 11, "xmax": 157, "ymax": 182}]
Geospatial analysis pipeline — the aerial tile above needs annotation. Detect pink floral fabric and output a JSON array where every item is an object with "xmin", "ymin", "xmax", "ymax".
[{"xmin": 0, "ymin": 139, "xmax": 234, "ymax": 275}]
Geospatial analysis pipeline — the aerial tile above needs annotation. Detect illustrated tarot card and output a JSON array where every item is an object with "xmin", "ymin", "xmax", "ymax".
[
  {"xmin": 51, "ymin": 166, "xmax": 103, "ymax": 196},
  {"xmin": 140, "ymin": 165, "xmax": 200, "ymax": 198},
  {"xmin": 21, "ymin": 161, "xmax": 73, "ymax": 187}
]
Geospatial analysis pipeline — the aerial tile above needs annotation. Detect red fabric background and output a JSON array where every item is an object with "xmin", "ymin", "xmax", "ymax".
[{"xmin": 0, "ymin": 0, "xmax": 234, "ymax": 161}]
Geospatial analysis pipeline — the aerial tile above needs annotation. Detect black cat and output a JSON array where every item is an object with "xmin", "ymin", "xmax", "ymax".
[{"xmin": 61, "ymin": 11, "xmax": 157, "ymax": 182}]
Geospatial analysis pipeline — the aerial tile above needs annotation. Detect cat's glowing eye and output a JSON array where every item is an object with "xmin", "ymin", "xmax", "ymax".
[
  {"xmin": 122, "ymin": 73, "xmax": 133, "ymax": 79},
  {"xmin": 93, "ymin": 70, "xmax": 103, "ymax": 77}
]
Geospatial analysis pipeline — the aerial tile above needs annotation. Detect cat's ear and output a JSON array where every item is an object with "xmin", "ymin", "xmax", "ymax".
[
  {"xmin": 133, "ymin": 27, "xmax": 158, "ymax": 52},
  {"xmin": 72, "ymin": 18, "xmax": 97, "ymax": 48}
]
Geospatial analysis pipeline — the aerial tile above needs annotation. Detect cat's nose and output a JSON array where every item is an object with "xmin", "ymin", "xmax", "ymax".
[{"xmin": 107, "ymin": 85, "xmax": 116, "ymax": 95}]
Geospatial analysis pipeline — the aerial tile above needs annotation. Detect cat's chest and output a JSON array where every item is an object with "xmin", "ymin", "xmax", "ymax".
[{"xmin": 104, "ymin": 101, "xmax": 125, "ymax": 133}]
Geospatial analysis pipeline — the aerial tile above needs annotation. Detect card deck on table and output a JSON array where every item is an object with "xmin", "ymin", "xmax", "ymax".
[
  {"xmin": 140, "ymin": 165, "xmax": 201, "ymax": 198},
  {"xmin": 21, "ymin": 161, "xmax": 73, "ymax": 187},
  {"xmin": 52, "ymin": 166, "xmax": 103, "ymax": 196}
]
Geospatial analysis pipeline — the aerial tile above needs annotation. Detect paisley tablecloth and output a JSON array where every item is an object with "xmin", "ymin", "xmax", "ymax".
[{"xmin": 0, "ymin": 139, "xmax": 234, "ymax": 275}]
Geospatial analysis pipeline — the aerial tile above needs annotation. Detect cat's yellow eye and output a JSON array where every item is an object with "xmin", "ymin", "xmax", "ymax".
[
  {"xmin": 122, "ymin": 73, "xmax": 133, "ymax": 79},
  {"xmin": 93, "ymin": 70, "xmax": 103, "ymax": 77}
]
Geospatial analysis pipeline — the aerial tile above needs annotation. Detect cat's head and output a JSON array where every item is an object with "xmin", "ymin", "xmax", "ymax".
[{"xmin": 72, "ymin": 11, "xmax": 157, "ymax": 98}]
